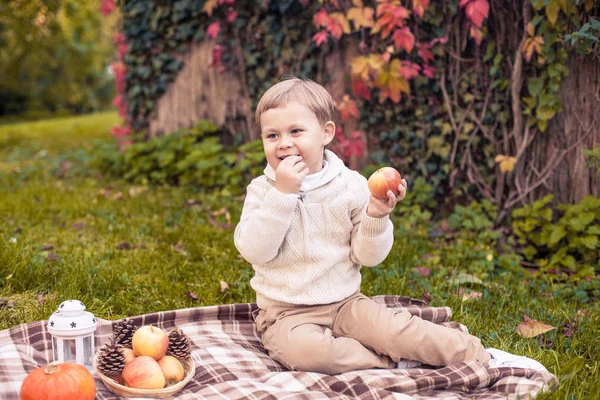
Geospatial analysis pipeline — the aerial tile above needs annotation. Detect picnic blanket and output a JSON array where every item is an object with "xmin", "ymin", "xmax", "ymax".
[{"xmin": 0, "ymin": 296, "xmax": 557, "ymax": 399}]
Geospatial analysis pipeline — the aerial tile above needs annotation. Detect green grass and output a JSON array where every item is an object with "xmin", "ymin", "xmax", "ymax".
[{"xmin": 1, "ymin": 112, "xmax": 599, "ymax": 398}]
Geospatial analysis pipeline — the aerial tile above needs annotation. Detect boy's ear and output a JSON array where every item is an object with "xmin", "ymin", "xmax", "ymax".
[{"xmin": 323, "ymin": 121, "xmax": 335, "ymax": 146}]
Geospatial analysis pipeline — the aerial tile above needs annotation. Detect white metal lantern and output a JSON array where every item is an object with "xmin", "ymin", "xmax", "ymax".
[{"xmin": 47, "ymin": 300, "xmax": 97, "ymax": 369}]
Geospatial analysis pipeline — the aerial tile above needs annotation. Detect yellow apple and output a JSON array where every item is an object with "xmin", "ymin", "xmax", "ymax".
[
  {"xmin": 157, "ymin": 355, "xmax": 185, "ymax": 386},
  {"xmin": 132, "ymin": 325, "xmax": 169, "ymax": 360},
  {"xmin": 122, "ymin": 355, "xmax": 165, "ymax": 389}
]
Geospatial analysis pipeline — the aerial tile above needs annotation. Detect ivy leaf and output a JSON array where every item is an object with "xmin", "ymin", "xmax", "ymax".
[
  {"xmin": 372, "ymin": 3, "xmax": 410, "ymax": 39},
  {"xmin": 203, "ymin": 0, "xmax": 218, "ymax": 16},
  {"xmin": 313, "ymin": 8, "xmax": 330, "ymax": 28},
  {"xmin": 546, "ymin": 0, "xmax": 560, "ymax": 26},
  {"xmin": 412, "ymin": 0, "xmax": 430, "ymax": 18},
  {"xmin": 417, "ymin": 44, "xmax": 434, "ymax": 63},
  {"xmin": 400, "ymin": 60, "xmax": 420, "ymax": 79},
  {"xmin": 581, "ymin": 235, "xmax": 598, "ymax": 249},
  {"xmin": 460, "ymin": 0, "xmax": 489, "ymax": 28},
  {"xmin": 516, "ymin": 313, "xmax": 556, "ymax": 338},
  {"xmin": 346, "ymin": 6, "xmax": 374, "ymax": 29},
  {"xmin": 337, "ymin": 94, "xmax": 359, "ymax": 121},
  {"xmin": 343, "ymin": 131, "xmax": 366, "ymax": 158},
  {"xmin": 328, "ymin": 13, "xmax": 351, "ymax": 38},
  {"xmin": 351, "ymin": 54, "xmax": 384, "ymax": 81},
  {"xmin": 351, "ymin": 78, "xmax": 371, "ymax": 100},
  {"xmin": 392, "ymin": 27, "xmax": 415, "ymax": 53},
  {"xmin": 469, "ymin": 26, "xmax": 483, "ymax": 45},
  {"xmin": 376, "ymin": 59, "xmax": 410, "ymax": 103},
  {"xmin": 522, "ymin": 36, "xmax": 544, "ymax": 62},
  {"xmin": 536, "ymin": 105, "xmax": 556, "ymax": 121},
  {"xmin": 312, "ymin": 30, "xmax": 329, "ymax": 46},
  {"xmin": 207, "ymin": 21, "xmax": 220, "ymax": 39},
  {"xmin": 494, "ymin": 154, "xmax": 517, "ymax": 173}
]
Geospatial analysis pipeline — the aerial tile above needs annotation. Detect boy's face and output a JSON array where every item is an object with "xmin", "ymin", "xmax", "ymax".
[{"xmin": 260, "ymin": 101, "xmax": 335, "ymax": 175}]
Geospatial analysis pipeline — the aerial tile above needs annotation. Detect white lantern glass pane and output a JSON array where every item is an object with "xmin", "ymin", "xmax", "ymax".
[
  {"xmin": 52, "ymin": 336, "xmax": 59, "ymax": 362},
  {"xmin": 64, "ymin": 339, "xmax": 76, "ymax": 362},
  {"xmin": 83, "ymin": 336, "xmax": 92, "ymax": 366}
]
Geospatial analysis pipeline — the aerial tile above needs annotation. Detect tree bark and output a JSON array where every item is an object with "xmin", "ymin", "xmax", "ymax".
[{"xmin": 528, "ymin": 53, "xmax": 600, "ymax": 204}]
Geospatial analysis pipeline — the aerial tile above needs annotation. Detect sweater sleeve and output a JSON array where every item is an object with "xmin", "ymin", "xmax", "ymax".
[
  {"xmin": 348, "ymin": 175, "xmax": 394, "ymax": 267},
  {"xmin": 234, "ymin": 178, "xmax": 299, "ymax": 265}
]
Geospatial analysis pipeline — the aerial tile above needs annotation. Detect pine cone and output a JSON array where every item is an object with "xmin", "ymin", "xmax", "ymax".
[
  {"xmin": 113, "ymin": 318, "xmax": 138, "ymax": 348},
  {"xmin": 167, "ymin": 328, "xmax": 191, "ymax": 360},
  {"xmin": 96, "ymin": 340, "xmax": 126, "ymax": 378}
]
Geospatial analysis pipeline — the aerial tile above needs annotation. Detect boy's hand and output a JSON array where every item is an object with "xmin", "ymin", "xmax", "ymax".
[
  {"xmin": 366, "ymin": 179, "xmax": 408, "ymax": 218},
  {"xmin": 275, "ymin": 156, "xmax": 309, "ymax": 194}
]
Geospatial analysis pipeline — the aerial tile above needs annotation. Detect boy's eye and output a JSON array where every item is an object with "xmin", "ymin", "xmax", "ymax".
[
  {"xmin": 265, "ymin": 133, "xmax": 278, "ymax": 139},
  {"xmin": 291, "ymin": 129, "xmax": 302, "ymax": 134}
]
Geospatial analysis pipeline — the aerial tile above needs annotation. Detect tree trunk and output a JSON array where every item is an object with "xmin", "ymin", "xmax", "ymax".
[{"xmin": 529, "ymin": 53, "xmax": 600, "ymax": 204}]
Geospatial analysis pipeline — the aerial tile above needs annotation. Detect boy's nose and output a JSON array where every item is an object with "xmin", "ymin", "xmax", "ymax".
[{"xmin": 278, "ymin": 140, "xmax": 293, "ymax": 149}]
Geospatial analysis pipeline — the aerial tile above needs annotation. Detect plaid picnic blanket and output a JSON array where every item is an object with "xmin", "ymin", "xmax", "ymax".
[{"xmin": 0, "ymin": 296, "xmax": 557, "ymax": 399}]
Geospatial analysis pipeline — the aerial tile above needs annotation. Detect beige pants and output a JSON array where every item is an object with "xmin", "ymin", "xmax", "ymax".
[{"xmin": 254, "ymin": 292, "xmax": 491, "ymax": 375}]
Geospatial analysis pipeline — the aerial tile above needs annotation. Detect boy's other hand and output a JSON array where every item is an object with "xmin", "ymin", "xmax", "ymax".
[
  {"xmin": 275, "ymin": 156, "xmax": 309, "ymax": 194},
  {"xmin": 366, "ymin": 178, "xmax": 407, "ymax": 218}
]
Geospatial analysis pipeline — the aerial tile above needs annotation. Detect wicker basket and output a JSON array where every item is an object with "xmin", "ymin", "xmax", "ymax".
[{"xmin": 93, "ymin": 352, "xmax": 195, "ymax": 399}]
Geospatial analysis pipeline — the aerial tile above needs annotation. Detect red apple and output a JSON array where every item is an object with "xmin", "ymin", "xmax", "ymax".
[
  {"xmin": 122, "ymin": 355, "xmax": 166, "ymax": 389},
  {"xmin": 157, "ymin": 355, "xmax": 185, "ymax": 386},
  {"xmin": 367, "ymin": 167, "xmax": 402, "ymax": 200},
  {"xmin": 122, "ymin": 348, "xmax": 136, "ymax": 365},
  {"xmin": 132, "ymin": 325, "xmax": 169, "ymax": 360}
]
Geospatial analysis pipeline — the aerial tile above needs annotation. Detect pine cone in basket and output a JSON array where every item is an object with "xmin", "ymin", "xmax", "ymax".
[
  {"xmin": 167, "ymin": 328, "xmax": 191, "ymax": 360},
  {"xmin": 113, "ymin": 318, "xmax": 138, "ymax": 348},
  {"xmin": 97, "ymin": 340, "xmax": 126, "ymax": 378}
]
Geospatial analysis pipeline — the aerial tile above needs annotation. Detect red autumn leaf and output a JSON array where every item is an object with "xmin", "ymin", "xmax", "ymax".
[
  {"xmin": 422, "ymin": 65, "xmax": 435, "ymax": 78},
  {"xmin": 209, "ymin": 45, "xmax": 223, "ymax": 67},
  {"xmin": 226, "ymin": 10, "xmax": 238, "ymax": 23},
  {"xmin": 400, "ymin": 60, "xmax": 421, "ymax": 79},
  {"xmin": 372, "ymin": 4, "xmax": 410, "ymax": 39},
  {"xmin": 327, "ymin": 13, "xmax": 351, "ymax": 39},
  {"xmin": 344, "ymin": 131, "xmax": 366, "ymax": 158},
  {"xmin": 351, "ymin": 78, "xmax": 371, "ymax": 100},
  {"xmin": 392, "ymin": 27, "xmax": 415, "ymax": 53},
  {"xmin": 219, "ymin": 0, "xmax": 234, "ymax": 5},
  {"xmin": 207, "ymin": 21, "xmax": 220, "ymax": 39},
  {"xmin": 313, "ymin": 8, "xmax": 330, "ymax": 28},
  {"xmin": 417, "ymin": 44, "xmax": 434, "ymax": 63},
  {"xmin": 313, "ymin": 30, "xmax": 329, "ymax": 46},
  {"xmin": 412, "ymin": 0, "xmax": 430, "ymax": 18},
  {"xmin": 99, "ymin": 0, "xmax": 116, "ymax": 17},
  {"xmin": 460, "ymin": 0, "xmax": 489, "ymax": 28},
  {"xmin": 337, "ymin": 94, "xmax": 360, "ymax": 121}
]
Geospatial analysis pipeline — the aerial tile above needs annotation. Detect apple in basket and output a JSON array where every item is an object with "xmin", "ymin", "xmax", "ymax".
[
  {"xmin": 367, "ymin": 167, "xmax": 402, "ymax": 200},
  {"xmin": 157, "ymin": 355, "xmax": 185, "ymax": 386},
  {"xmin": 132, "ymin": 325, "xmax": 169, "ymax": 360},
  {"xmin": 122, "ymin": 348, "xmax": 136, "ymax": 365},
  {"xmin": 122, "ymin": 355, "xmax": 166, "ymax": 389}
]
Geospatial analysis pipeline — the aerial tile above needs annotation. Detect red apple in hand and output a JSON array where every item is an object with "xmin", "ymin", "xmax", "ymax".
[
  {"xmin": 367, "ymin": 167, "xmax": 402, "ymax": 200},
  {"xmin": 122, "ymin": 355, "xmax": 166, "ymax": 389},
  {"xmin": 132, "ymin": 325, "xmax": 169, "ymax": 360}
]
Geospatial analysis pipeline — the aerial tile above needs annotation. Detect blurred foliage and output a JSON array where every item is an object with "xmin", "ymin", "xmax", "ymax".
[
  {"xmin": 0, "ymin": 0, "xmax": 116, "ymax": 117},
  {"xmin": 91, "ymin": 120, "xmax": 265, "ymax": 194}
]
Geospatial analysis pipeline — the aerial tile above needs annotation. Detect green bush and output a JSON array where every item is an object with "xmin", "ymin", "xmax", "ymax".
[
  {"xmin": 512, "ymin": 194, "xmax": 600, "ymax": 301},
  {"xmin": 91, "ymin": 121, "xmax": 265, "ymax": 194}
]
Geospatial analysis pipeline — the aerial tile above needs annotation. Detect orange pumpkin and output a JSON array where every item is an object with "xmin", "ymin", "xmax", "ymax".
[{"xmin": 20, "ymin": 361, "xmax": 96, "ymax": 400}]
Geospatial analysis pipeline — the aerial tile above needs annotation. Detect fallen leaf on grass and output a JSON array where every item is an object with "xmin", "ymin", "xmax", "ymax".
[
  {"xmin": 186, "ymin": 291, "xmax": 199, "ymax": 300},
  {"xmin": 516, "ymin": 312, "xmax": 556, "ymax": 338},
  {"xmin": 40, "ymin": 245, "xmax": 54, "ymax": 251},
  {"xmin": 413, "ymin": 267, "xmax": 431, "ymax": 277},
  {"xmin": 72, "ymin": 222, "xmax": 87, "ymax": 230},
  {"xmin": 128, "ymin": 186, "xmax": 147, "ymax": 197},
  {"xmin": 460, "ymin": 288, "xmax": 482, "ymax": 302},
  {"xmin": 117, "ymin": 242, "xmax": 131, "ymax": 250},
  {"xmin": 453, "ymin": 272, "xmax": 484, "ymax": 286},
  {"xmin": 220, "ymin": 280, "xmax": 229, "ymax": 293},
  {"xmin": 0, "ymin": 299, "xmax": 15, "ymax": 309}
]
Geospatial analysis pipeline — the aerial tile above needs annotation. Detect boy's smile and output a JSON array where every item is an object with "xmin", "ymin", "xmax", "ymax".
[{"xmin": 260, "ymin": 101, "xmax": 335, "ymax": 175}]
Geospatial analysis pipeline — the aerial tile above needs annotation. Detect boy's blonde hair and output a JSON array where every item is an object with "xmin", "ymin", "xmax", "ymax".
[{"xmin": 255, "ymin": 77, "xmax": 336, "ymax": 132}]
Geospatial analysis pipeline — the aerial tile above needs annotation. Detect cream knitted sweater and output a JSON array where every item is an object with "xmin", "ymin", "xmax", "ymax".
[{"xmin": 234, "ymin": 150, "xmax": 394, "ymax": 309}]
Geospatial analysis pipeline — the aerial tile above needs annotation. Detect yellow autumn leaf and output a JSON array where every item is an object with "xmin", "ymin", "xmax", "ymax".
[
  {"xmin": 350, "ymin": 54, "xmax": 384, "ymax": 81},
  {"xmin": 352, "ymin": 0, "xmax": 364, "ymax": 6},
  {"xmin": 522, "ymin": 36, "xmax": 544, "ymax": 62},
  {"xmin": 347, "ymin": 6, "xmax": 374, "ymax": 29},
  {"xmin": 494, "ymin": 154, "xmax": 517, "ymax": 173},
  {"xmin": 516, "ymin": 318, "xmax": 556, "ymax": 338},
  {"xmin": 330, "ymin": 12, "xmax": 351, "ymax": 35},
  {"xmin": 546, "ymin": 0, "xmax": 560, "ymax": 26},
  {"xmin": 526, "ymin": 22, "xmax": 535, "ymax": 37},
  {"xmin": 203, "ymin": 0, "xmax": 218, "ymax": 16},
  {"xmin": 376, "ymin": 58, "xmax": 410, "ymax": 103}
]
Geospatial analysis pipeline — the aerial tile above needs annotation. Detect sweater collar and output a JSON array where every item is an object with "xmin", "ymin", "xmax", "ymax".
[{"xmin": 264, "ymin": 150, "xmax": 345, "ymax": 191}]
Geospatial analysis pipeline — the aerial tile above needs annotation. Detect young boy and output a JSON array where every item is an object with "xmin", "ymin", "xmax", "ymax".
[{"xmin": 234, "ymin": 77, "xmax": 547, "ymax": 375}]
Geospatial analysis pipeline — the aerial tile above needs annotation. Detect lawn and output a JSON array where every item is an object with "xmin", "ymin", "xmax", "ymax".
[{"xmin": 1, "ymin": 112, "xmax": 598, "ymax": 399}]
